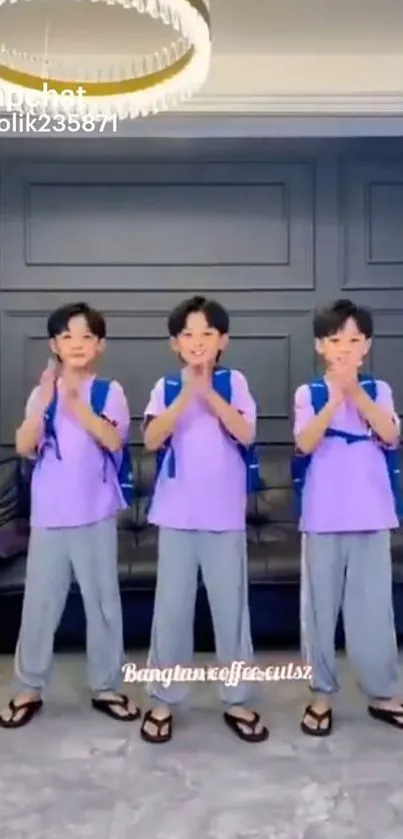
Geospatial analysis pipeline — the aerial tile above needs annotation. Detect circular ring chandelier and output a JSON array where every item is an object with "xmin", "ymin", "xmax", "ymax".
[{"xmin": 0, "ymin": 0, "xmax": 211, "ymax": 118}]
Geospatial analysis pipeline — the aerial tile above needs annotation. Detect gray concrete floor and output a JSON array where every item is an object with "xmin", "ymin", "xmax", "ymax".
[{"xmin": 0, "ymin": 650, "xmax": 402, "ymax": 839}]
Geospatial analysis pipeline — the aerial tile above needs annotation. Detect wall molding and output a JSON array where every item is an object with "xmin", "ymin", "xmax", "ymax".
[
  {"xmin": 180, "ymin": 92, "xmax": 403, "ymax": 115},
  {"xmin": 2, "ymin": 93, "xmax": 403, "ymax": 124},
  {"xmin": 2, "ymin": 52, "xmax": 403, "ymax": 135},
  {"xmin": 1, "ymin": 111, "xmax": 403, "ymax": 144}
]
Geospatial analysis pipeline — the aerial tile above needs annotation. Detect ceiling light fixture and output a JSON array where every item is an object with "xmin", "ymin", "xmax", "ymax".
[{"xmin": 0, "ymin": 0, "xmax": 211, "ymax": 118}]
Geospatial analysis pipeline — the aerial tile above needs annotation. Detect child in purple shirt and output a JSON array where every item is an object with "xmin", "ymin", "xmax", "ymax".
[
  {"xmin": 294, "ymin": 299, "xmax": 402, "ymax": 736},
  {"xmin": 139, "ymin": 296, "xmax": 268, "ymax": 744},
  {"xmin": 0, "ymin": 302, "xmax": 140, "ymax": 728}
]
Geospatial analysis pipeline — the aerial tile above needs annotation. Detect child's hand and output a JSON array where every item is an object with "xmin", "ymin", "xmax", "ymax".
[
  {"xmin": 188, "ymin": 364, "xmax": 211, "ymax": 396},
  {"xmin": 37, "ymin": 363, "xmax": 56, "ymax": 408},
  {"xmin": 60, "ymin": 372, "xmax": 83, "ymax": 415},
  {"xmin": 330, "ymin": 359, "xmax": 360, "ymax": 396},
  {"xmin": 328, "ymin": 381, "xmax": 345, "ymax": 407}
]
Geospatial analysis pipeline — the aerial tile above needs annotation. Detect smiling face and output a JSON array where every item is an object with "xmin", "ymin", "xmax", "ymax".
[
  {"xmin": 170, "ymin": 311, "xmax": 228, "ymax": 367},
  {"xmin": 50, "ymin": 314, "xmax": 105, "ymax": 370},
  {"xmin": 315, "ymin": 316, "xmax": 371, "ymax": 370}
]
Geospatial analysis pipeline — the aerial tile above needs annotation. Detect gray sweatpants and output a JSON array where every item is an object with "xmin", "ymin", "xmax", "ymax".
[
  {"xmin": 300, "ymin": 531, "xmax": 399, "ymax": 700},
  {"xmin": 14, "ymin": 518, "xmax": 123, "ymax": 695},
  {"xmin": 147, "ymin": 528, "xmax": 255, "ymax": 706}
]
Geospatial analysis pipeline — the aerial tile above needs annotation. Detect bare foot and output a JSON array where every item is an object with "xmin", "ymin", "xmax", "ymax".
[
  {"xmin": 93, "ymin": 691, "xmax": 140, "ymax": 720},
  {"xmin": 301, "ymin": 697, "xmax": 332, "ymax": 734},
  {"xmin": 140, "ymin": 704, "xmax": 173, "ymax": 743},
  {"xmin": 0, "ymin": 691, "xmax": 42, "ymax": 727},
  {"xmin": 371, "ymin": 698, "xmax": 403, "ymax": 712},
  {"xmin": 225, "ymin": 705, "xmax": 267, "ymax": 737},
  {"xmin": 223, "ymin": 705, "xmax": 269, "ymax": 743}
]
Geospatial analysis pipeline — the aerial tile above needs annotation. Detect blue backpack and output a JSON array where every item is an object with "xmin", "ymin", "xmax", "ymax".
[
  {"xmin": 154, "ymin": 367, "xmax": 263, "ymax": 494},
  {"xmin": 291, "ymin": 374, "xmax": 402, "ymax": 518},
  {"xmin": 38, "ymin": 378, "xmax": 134, "ymax": 506}
]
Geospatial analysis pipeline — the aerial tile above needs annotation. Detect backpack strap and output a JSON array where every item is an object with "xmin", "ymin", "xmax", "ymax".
[
  {"xmin": 155, "ymin": 367, "xmax": 262, "ymax": 492},
  {"xmin": 164, "ymin": 367, "xmax": 231, "ymax": 407},
  {"xmin": 292, "ymin": 375, "xmax": 370, "ymax": 516},
  {"xmin": 90, "ymin": 378, "xmax": 113, "ymax": 481},
  {"xmin": 212, "ymin": 367, "xmax": 262, "ymax": 493},
  {"xmin": 158, "ymin": 371, "xmax": 229, "ymax": 481},
  {"xmin": 291, "ymin": 381, "xmax": 322, "ymax": 514},
  {"xmin": 157, "ymin": 374, "xmax": 182, "ymax": 478},
  {"xmin": 326, "ymin": 374, "xmax": 377, "ymax": 443},
  {"xmin": 90, "ymin": 378, "xmax": 134, "ymax": 504},
  {"xmin": 42, "ymin": 389, "xmax": 61, "ymax": 460},
  {"xmin": 212, "ymin": 366, "xmax": 232, "ymax": 403},
  {"xmin": 358, "ymin": 374, "xmax": 377, "ymax": 401},
  {"xmin": 90, "ymin": 378, "xmax": 110, "ymax": 416},
  {"xmin": 41, "ymin": 376, "xmax": 112, "ymax": 455},
  {"xmin": 309, "ymin": 374, "xmax": 377, "ymax": 413},
  {"xmin": 309, "ymin": 374, "xmax": 377, "ymax": 442},
  {"xmin": 308, "ymin": 378, "xmax": 329, "ymax": 414},
  {"xmin": 293, "ymin": 373, "xmax": 402, "ymax": 519},
  {"xmin": 163, "ymin": 375, "xmax": 182, "ymax": 408}
]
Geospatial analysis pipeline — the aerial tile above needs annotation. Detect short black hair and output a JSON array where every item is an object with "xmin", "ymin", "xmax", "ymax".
[
  {"xmin": 47, "ymin": 302, "xmax": 106, "ymax": 340},
  {"xmin": 167, "ymin": 296, "xmax": 229, "ymax": 337},
  {"xmin": 313, "ymin": 299, "xmax": 373, "ymax": 340}
]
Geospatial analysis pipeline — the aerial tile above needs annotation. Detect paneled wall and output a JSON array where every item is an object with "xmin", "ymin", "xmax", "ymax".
[{"xmin": 0, "ymin": 140, "xmax": 402, "ymax": 453}]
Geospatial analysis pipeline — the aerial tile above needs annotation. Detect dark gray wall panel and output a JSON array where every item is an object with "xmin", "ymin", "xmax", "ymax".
[
  {"xmin": 369, "ymin": 309, "xmax": 403, "ymax": 416},
  {"xmin": 0, "ymin": 140, "xmax": 403, "ymax": 453},
  {"xmin": 0, "ymin": 159, "xmax": 314, "ymax": 291},
  {"xmin": 342, "ymin": 162, "xmax": 403, "ymax": 290}
]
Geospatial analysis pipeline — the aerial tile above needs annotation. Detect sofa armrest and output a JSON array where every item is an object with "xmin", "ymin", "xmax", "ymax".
[
  {"xmin": 0, "ymin": 456, "xmax": 21, "ymax": 527},
  {"xmin": 0, "ymin": 456, "xmax": 30, "ymax": 563}
]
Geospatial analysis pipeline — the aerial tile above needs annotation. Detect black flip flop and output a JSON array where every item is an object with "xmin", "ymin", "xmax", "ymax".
[
  {"xmin": 140, "ymin": 709, "xmax": 173, "ymax": 744},
  {"xmin": 91, "ymin": 693, "xmax": 140, "ymax": 721},
  {"xmin": 300, "ymin": 704, "xmax": 333, "ymax": 737},
  {"xmin": 0, "ymin": 698, "xmax": 43, "ymax": 729},
  {"xmin": 223, "ymin": 710, "xmax": 269, "ymax": 743},
  {"xmin": 368, "ymin": 705, "xmax": 403, "ymax": 729}
]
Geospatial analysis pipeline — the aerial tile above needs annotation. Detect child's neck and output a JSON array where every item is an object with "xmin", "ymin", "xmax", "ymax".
[
  {"xmin": 183, "ymin": 362, "xmax": 217, "ymax": 375},
  {"xmin": 59, "ymin": 366, "xmax": 94, "ymax": 381}
]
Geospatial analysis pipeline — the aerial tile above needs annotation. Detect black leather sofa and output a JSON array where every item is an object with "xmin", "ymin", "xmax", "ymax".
[{"xmin": 0, "ymin": 447, "xmax": 403, "ymax": 653}]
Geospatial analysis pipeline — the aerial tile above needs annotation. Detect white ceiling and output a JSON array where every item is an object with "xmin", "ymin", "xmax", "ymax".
[
  {"xmin": 212, "ymin": 0, "xmax": 403, "ymax": 54},
  {"xmin": 1, "ymin": 0, "xmax": 403, "ymax": 57},
  {"xmin": 1, "ymin": 0, "xmax": 403, "ymax": 114}
]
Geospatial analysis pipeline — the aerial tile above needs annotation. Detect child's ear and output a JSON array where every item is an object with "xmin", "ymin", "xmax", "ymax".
[
  {"xmin": 220, "ymin": 333, "xmax": 229, "ymax": 351},
  {"xmin": 169, "ymin": 336, "xmax": 179, "ymax": 354},
  {"xmin": 48, "ymin": 340, "xmax": 62, "ymax": 365},
  {"xmin": 97, "ymin": 338, "xmax": 106, "ymax": 356}
]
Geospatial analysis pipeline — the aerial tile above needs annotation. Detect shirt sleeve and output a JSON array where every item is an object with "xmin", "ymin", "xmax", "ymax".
[
  {"xmin": 143, "ymin": 378, "xmax": 165, "ymax": 419},
  {"xmin": 22, "ymin": 387, "xmax": 45, "ymax": 457},
  {"xmin": 230, "ymin": 370, "xmax": 257, "ymax": 429},
  {"xmin": 24, "ymin": 387, "xmax": 41, "ymax": 417},
  {"xmin": 293, "ymin": 384, "xmax": 314, "ymax": 437},
  {"xmin": 375, "ymin": 380, "xmax": 401, "ymax": 432},
  {"xmin": 102, "ymin": 381, "xmax": 131, "ymax": 441}
]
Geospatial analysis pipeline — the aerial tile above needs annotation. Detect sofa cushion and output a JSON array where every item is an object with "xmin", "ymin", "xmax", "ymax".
[{"xmin": 1, "ymin": 445, "xmax": 403, "ymax": 590}]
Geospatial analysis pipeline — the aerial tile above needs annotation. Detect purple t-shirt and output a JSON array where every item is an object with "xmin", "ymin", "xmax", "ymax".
[
  {"xmin": 294, "ymin": 379, "xmax": 399, "ymax": 533},
  {"xmin": 144, "ymin": 370, "xmax": 256, "ymax": 532},
  {"xmin": 26, "ymin": 377, "xmax": 130, "ymax": 529}
]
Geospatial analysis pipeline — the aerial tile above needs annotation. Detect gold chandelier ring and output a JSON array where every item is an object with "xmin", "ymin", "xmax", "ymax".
[{"xmin": 0, "ymin": 0, "xmax": 211, "ymax": 117}]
